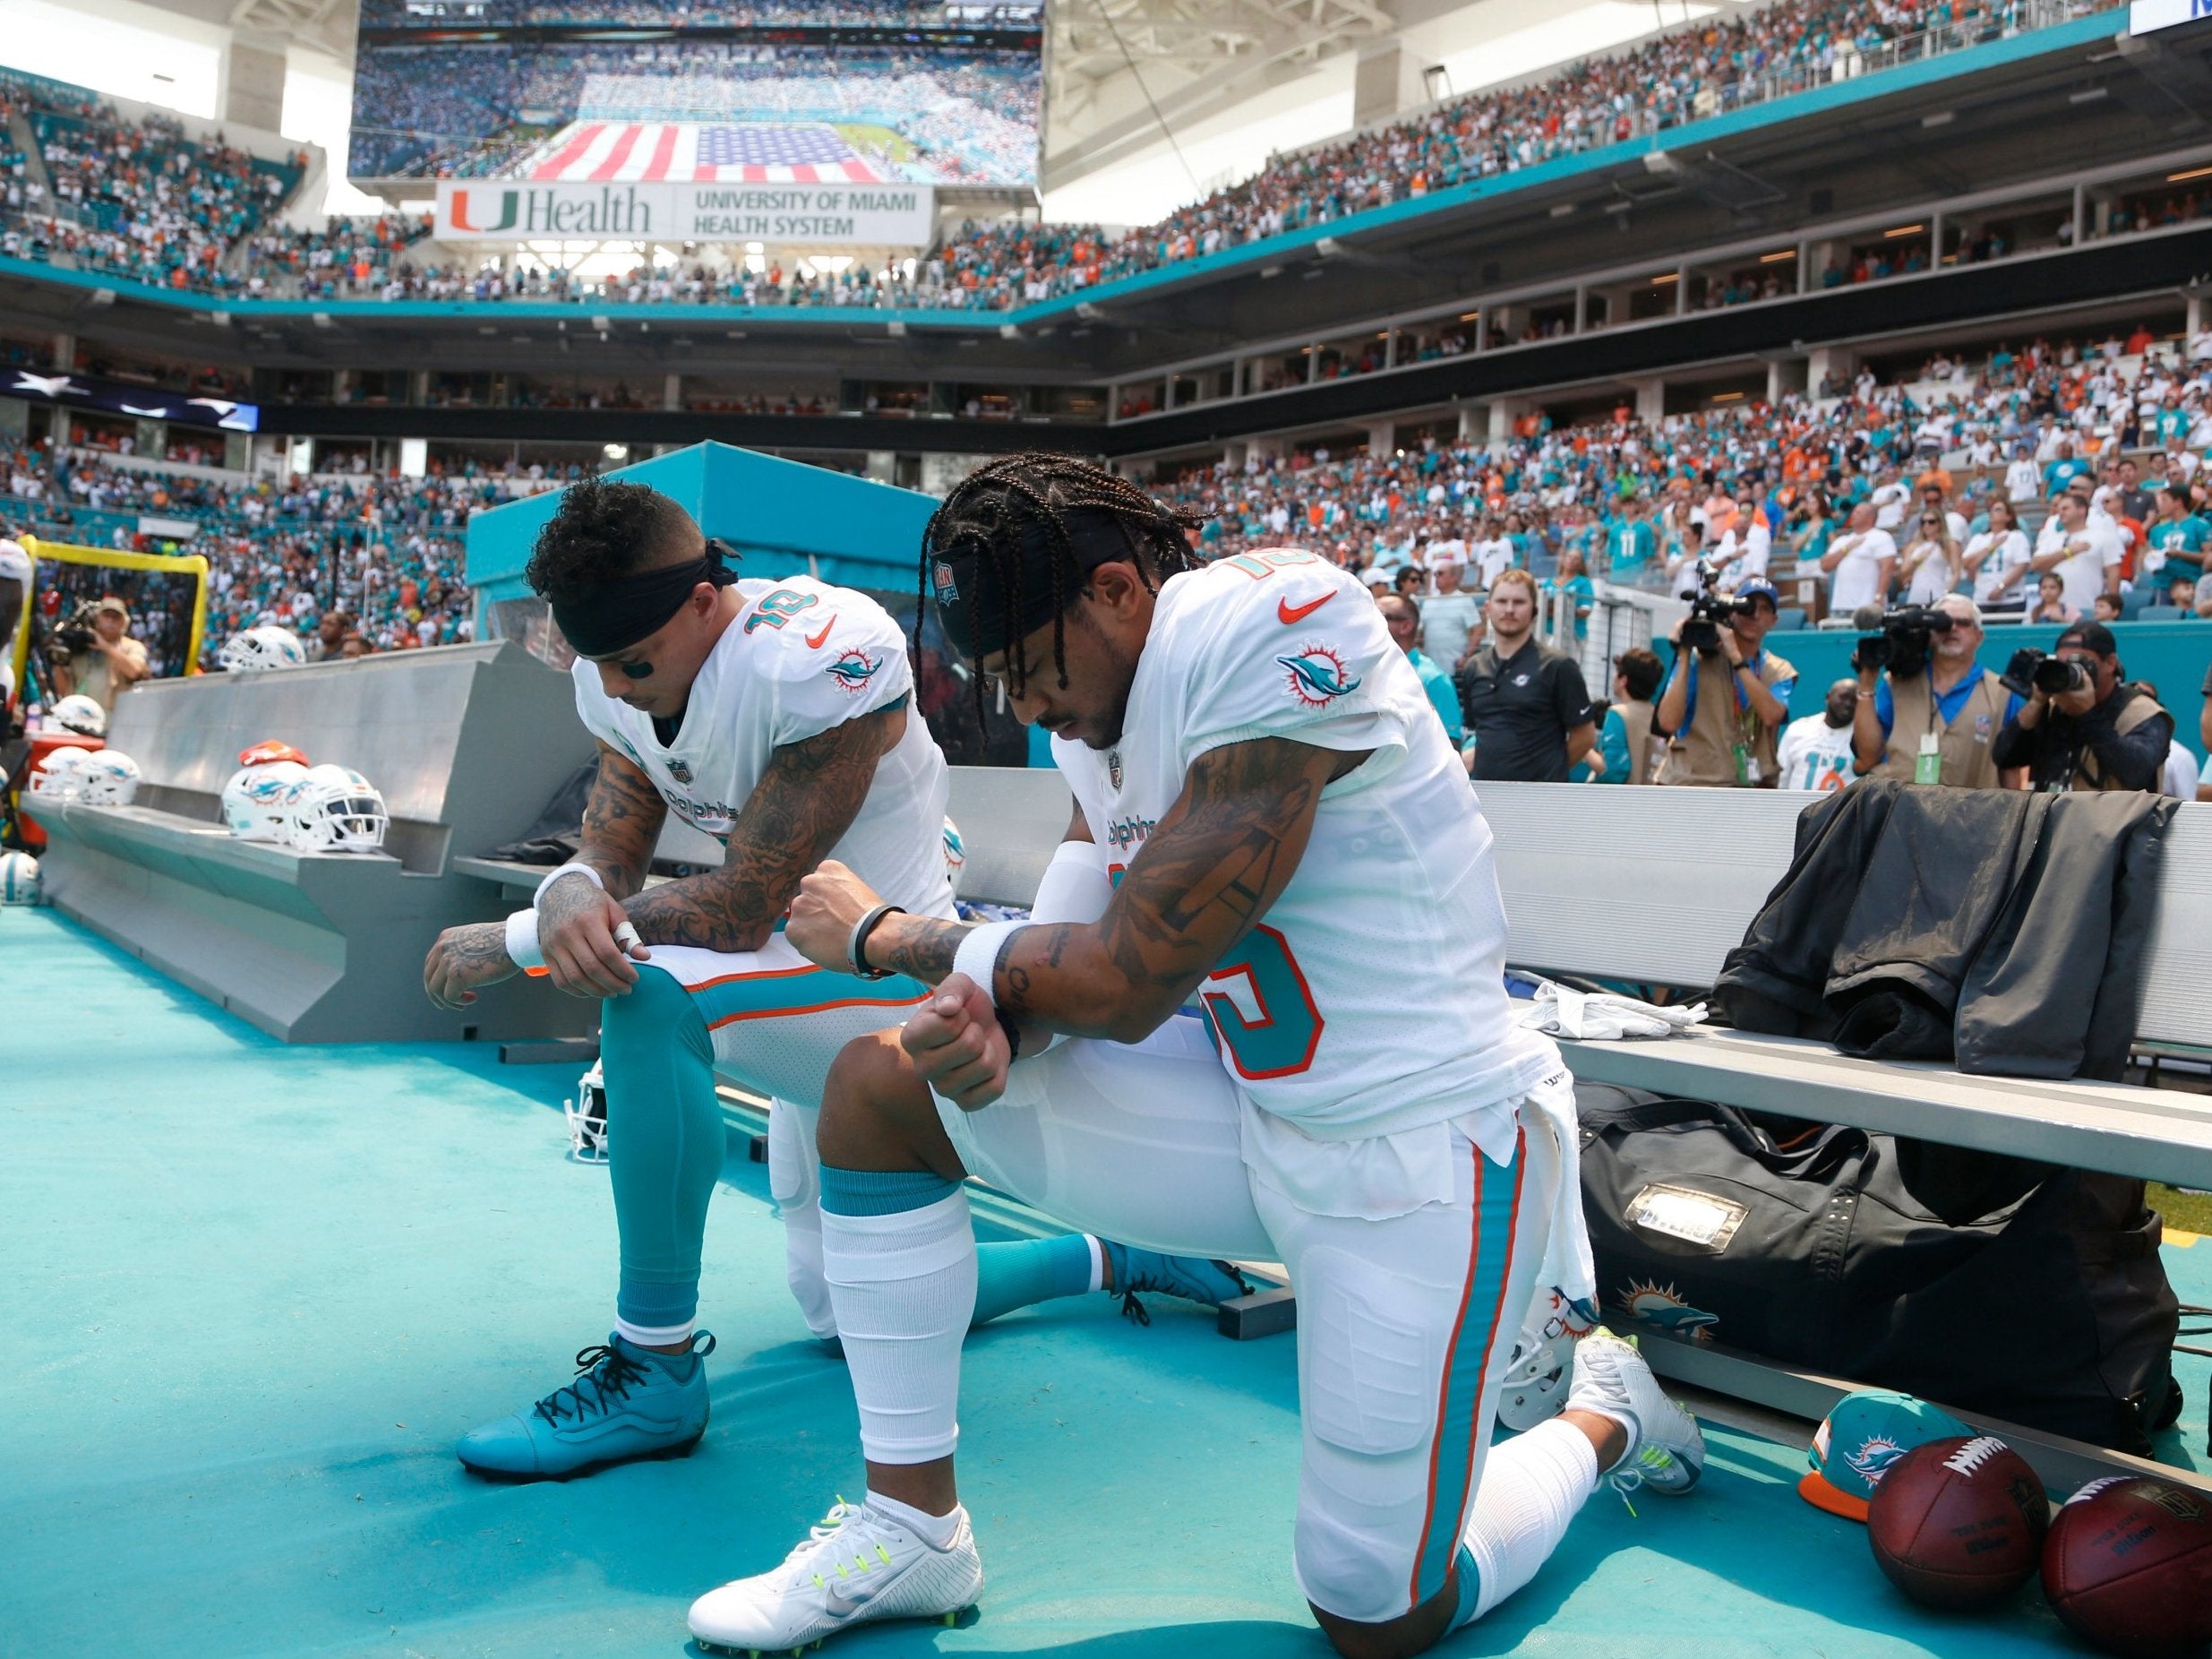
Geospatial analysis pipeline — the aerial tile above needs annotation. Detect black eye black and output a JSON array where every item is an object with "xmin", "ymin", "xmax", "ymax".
[{"xmin": 620, "ymin": 660, "xmax": 654, "ymax": 680}]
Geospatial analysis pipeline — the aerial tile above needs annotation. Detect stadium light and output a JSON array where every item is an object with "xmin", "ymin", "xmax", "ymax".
[
  {"xmin": 603, "ymin": 444, "xmax": 629, "ymax": 461},
  {"xmin": 2169, "ymin": 166, "xmax": 2212, "ymax": 182},
  {"xmin": 1760, "ymin": 249, "xmax": 1796, "ymax": 263},
  {"xmin": 1883, "ymin": 224, "xmax": 1925, "ymax": 238}
]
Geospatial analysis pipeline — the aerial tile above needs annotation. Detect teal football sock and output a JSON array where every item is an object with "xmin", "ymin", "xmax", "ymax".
[
  {"xmin": 599, "ymin": 967, "xmax": 724, "ymax": 1342},
  {"xmin": 971, "ymin": 1233, "xmax": 1097, "ymax": 1328}
]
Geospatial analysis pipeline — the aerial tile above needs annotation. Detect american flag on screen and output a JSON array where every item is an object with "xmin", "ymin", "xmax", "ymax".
[{"xmin": 529, "ymin": 123, "xmax": 883, "ymax": 184}]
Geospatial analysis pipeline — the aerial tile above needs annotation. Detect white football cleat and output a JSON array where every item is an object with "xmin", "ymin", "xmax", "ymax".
[
  {"xmin": 689, "ymin": 1497, "xmax": 982, "ymax": 1655},
  {"xmin": 1566, "ymin": 1327, "xmax": 1705, "ymax": 1498}
]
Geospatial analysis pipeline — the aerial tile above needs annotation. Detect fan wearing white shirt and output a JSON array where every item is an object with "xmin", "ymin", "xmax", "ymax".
[
  {"xmin": 1966, "ymin": 499, "xmax": 2032, "ymax": 618},
  {"xmin": 2031, "ymin": 494, "xmax": 2122, "ymax": 615},
  {"xmin": 1821, "ymin": 503, "xmax": 1897, "ymax": 615},
  {"xmin": 1712, "ymin": 496, "xmax": 1771, "ymax": 582}
]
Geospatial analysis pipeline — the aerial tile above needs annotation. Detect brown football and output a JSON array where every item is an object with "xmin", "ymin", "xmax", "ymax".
[
  {"xmin": 2041, "ymin": 1475, "xmax": 2212, "ymax": 1657},
  {"xmin": 1866, "ymin": 1435, "xmax": 2049, "ymax": 1612}
]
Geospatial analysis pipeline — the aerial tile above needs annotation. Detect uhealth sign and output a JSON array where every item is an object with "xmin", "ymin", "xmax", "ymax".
[
  {"xmin": 2131, "ymin": 0, "xmax": 2212, "ymax": 31},
  {"xmin": 433, "ymin": 179, "xmax": 936, "ymax": 247}
]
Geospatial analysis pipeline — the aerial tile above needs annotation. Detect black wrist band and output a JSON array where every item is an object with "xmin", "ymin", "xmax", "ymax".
[
  {"xmin": 848, "ymin": 903, "xmax": 905, "ymax": 980},
  {"xmin": 995, "ymin": 1009, "xmax": 1023, "ymax": 1062}
]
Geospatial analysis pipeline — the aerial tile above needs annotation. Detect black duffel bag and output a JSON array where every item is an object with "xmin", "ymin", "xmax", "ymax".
[{"xmin": 1575, "ymin": 1084, "xmax": 2182, "ymax": 1454}]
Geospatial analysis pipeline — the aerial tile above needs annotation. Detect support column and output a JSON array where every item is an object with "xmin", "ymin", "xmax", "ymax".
[
  {"xmin": 663, "ymin": 373, "xmax": 682, "ymax": 411},
  {"xmin": 221, "ymin": 39, "xmax": 287, "ymax": 132},
  {"xmin": 50, "ymin": 331, "xmax": 73, "ymax": 372},
  {"xmin": 1247, "ymin": 435, "xmax": 1285, "ymax": 466},
  {"xmin": 1367, "ymin": 421, "xmax": 1393, "ymax": 459},
  {"xmin": 2187, "ymin": 293, "xmax": 2204, "ymax": 340},
  {"xmin": 1807, "ymin": 346, "xmax": 1856, "ymax": 398},
  {"xmin": 1457, "ymin": 404, "xmax": 1486, "ymax": 446},
  {"xmin": 1631, "ymin": 377, "xmax": 1665, "ymax": 423}
]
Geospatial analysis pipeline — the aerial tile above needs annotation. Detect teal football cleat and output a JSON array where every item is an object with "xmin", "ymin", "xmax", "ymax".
[
  {"xmin": 458, "ymin": 1331, "xmax": 716, "ymax": 1479},
  {"xmin": 1101, "ymin": 1242, "xmax": 1251, "ymax": 1324}
]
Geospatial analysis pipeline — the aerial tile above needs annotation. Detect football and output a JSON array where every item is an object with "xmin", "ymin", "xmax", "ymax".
[
  {"xmin": 1866, "ymin": 1435, "xmax": 2049, "ymax": 1611},
  {"xmin": 2041, "ymin": 1475, "xmax": 2212, "ymax": 1658}
]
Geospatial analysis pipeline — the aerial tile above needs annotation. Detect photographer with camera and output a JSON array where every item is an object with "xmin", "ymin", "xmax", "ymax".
[
  {"xmin": 49, "ymin": 596, "xmax": 149, "ymax": 715},
  {"xmin": 1991, "ymin": 622, "xmax": 2173, "ymax": 794},
  {"xmin": 1848, "ymin": 594, "xmax": 2021, "ymax": 789},
  {"xmin": 1655, "ymin": 572, "xmax": 1796, "ymax": 787}
]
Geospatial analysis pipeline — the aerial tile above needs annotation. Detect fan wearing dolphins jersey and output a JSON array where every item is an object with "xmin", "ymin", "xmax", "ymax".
[{"xmin": 418, "ymin": 478, "xmax": 1244, "ymax": 1484}]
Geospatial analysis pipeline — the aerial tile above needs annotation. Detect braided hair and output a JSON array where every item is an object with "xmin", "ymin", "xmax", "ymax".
[{"xmin": 917, "ymin": 453, "xmax": 1209, "ymax": 718}]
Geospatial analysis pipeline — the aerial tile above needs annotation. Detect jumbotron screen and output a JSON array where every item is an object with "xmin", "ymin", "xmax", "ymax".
[{"xmin": 350, "ymin": 0, "xmax": 1044, "ymax": 191}]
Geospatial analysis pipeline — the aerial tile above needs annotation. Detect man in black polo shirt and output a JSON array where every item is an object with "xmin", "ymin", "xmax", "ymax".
[{"xmin": 1456, "ymin": 567, "xmax": 1597, "ymax": 781}]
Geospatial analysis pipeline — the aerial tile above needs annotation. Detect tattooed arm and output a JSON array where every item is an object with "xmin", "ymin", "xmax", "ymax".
[
  {"xmin": 424, "ymin": 744, "xmax": 673, "ymax": 1007},
  {"xmin": 616, "ymin": 703, "xmax": 902, "ymax": 954},
  {"xmin": 853, "ymin": 736, "xmax": 1361, "ymax": 1042}
]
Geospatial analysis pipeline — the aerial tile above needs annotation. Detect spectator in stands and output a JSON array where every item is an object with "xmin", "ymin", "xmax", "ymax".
[
  {"xmin": 1376, "ymin": 592, "xmax": 1462, "ymax": 744},
  {"xmin": 1897, "ymin": 508, "xmax": 1964, "ymax": 606},
  {"xmin": 1966, "ymin": 497, "xmax": 2031, "ymax": 621},
  {"xmin": 1850, "ymin": 594, "xmax": 2019, "ymax": 788},
  {"xmin": 1454, "ymin": 569, "xmax": 1593, "ymax": 783},
  {"xmin": 1820, "ymin": 503, "xmax": 1897, "ymax": 621},
  {"xmin": 1604, "ymin": 495, "xmax": 1657, "ymax": 585},
  {"xmin": 1655, "ymin": 578, "xmax": 1795, "ymax": 787},
  {"xmin": 1589, "ymin": 647, "xmax": 1663, "ymax": 787},
  {"xmin": 1419, "ymin": 551, "xmax": 1481, "ymax": 670},
  {"xmin": 1992, "ymin": 622, "xmax": 2174, "ymax": 793},
  {"xmin": 306, "ymin": 609, "xmax": 355, "ymax": 663},
  {"xmin": 339, "ymin": 632, "xmax": 371, "ymax": 659},
  {"xmin": 2026, "ymin": 571, "xmax": 2076, "ymax": 624},
  {"xmin": 2142, "ymin": 483, "xmax": 2208, "ymax": 593},
  {"xmin": 51, "ymin": 595, "xmax": 147, "ymax": 713},
  {"xmin": 2033, "ymin": 492, "xmax": 2122, "ymax": 616},
  {"xmin": 1776, "ymin": 678, "xmax": 1859, "ymax": 793},
  {"xmin": 2092, "ymin": 593, "xmax": 2123, "ymax": 623},
  {"xmin": 1543, "ymin": 546, "xmax": 1594, "ymax": 640}
]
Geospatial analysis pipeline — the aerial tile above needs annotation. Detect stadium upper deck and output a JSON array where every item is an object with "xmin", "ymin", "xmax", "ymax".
[{"xmin": 2, "ymin": 1, "xmax": 2210, "ymax": 460}]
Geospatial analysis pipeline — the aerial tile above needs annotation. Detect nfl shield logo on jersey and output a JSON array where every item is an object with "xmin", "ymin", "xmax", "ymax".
[
  {"xmin": 668, "ymin": 759, "xmax": 694, "ymax": 785},
  {"xmin": 932, "ymin": 560, "xmax": 959, "ymax": 605}
]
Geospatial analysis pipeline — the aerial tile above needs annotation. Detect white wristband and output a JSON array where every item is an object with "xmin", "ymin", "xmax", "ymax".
[
  {"xmin": 951, "ymin": 919, "xmax": 1029, "ymax": 1008},
  {"xmin": 1029, "ymin": 840, "xmax": 1113, "ymax": 925},
  {"xmin": 535, "ymin": 861, "xmax": 604, "ymax": 907},
  {"xmin": 505, "ymin": 907, "xmax": 545, "ymax": 970}
]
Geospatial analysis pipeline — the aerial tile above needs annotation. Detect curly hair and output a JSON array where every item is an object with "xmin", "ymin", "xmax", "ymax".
[
  {"xmin": 918, "ymin": 454, "xmax": 1207, "ymax": 714},
  {"xmin": 525, "ymin": 477, "xmax": 700, "ymax": 603}
]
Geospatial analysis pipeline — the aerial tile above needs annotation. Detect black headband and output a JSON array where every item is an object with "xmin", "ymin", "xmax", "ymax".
[{"xmin": 553, "ymin": 538, "xmax": 741, "ymax": 658}]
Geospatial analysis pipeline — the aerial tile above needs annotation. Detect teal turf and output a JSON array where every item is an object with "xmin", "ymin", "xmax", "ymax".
[{"xmin": 5, "ymin": 907, "xmax": 2208, "ymax": 1658}]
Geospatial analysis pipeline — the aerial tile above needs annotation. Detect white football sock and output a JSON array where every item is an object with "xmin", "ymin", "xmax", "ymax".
[
  {"xmin": 866, "ymin": 1489, "xmax": 962, "ymax": 1548},
  {"xmin": 1462, "ymin": 1419, "xmax": 1600, "ymax": 1622},
  {"xmin": 821, "ymin": 1189, "xmax": 977, "ymax": 1465},
  {"xmin": 768, "ymin": 1098, "xmax": 839, "ymax": 1341}
]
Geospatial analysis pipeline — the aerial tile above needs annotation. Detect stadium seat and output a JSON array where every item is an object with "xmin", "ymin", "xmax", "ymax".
[
  {"xmin": 1771, "ymin": 606, "xmax": 1808, "ymax": 631},
  {"xmin": 2134, "ymin": 604, "xmax": 2186, "ymax": 621}
]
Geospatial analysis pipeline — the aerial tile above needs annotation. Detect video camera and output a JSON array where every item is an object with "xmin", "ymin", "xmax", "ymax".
[
  {"xmin": 1849, "ymin": 605, "xmax": 1955, "ymax": 680},
  {"xmin": 43, "ymin": 600, "xmax": 100, "ymax": 663},
  {"xmin": 2000, "ymin": 648, "xmax": 2091, "ymax": 699},
  {"xmin": 1678, "ymin": 559, "xmax": 1756, "ymax": 658}
]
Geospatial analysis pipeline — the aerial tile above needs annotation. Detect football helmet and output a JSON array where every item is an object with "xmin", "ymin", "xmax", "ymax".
[
  {"xmin": 218, "ymin": 626, "xmax": 307, "ymax": 674},
  {"xmin": 941, "ymin": 815, "xmax": 966, "ymax": 895},
  {"xmin": 566, "ymin": 1061, "xmax": 609, "ymax": 1163},
  {"xmin": 237, "ymin": 738, "xmax": 311, "ymax": 769},
  {"xmin": 279, "ymin": 763, "xmax": 388, "ymax": 854},
  {"xmin": 49, "ymin": 693, "xmax": 107, "ymax": 737},
  {"xmin": 74, "ymin": 749, "xmax": 141, "ymax": 806},
  {"xmin": 28, "ymin": 746, "xmax": 99, "ymax": 801},
  {"xmin": 0, "ymin": 850, "xmax": 39, "ymax": 905},
  {"xmin": 1496, "ymin": 1285, "xmax": 1599, "ymax": 1432},
  {"xmin": 220, "ymin": 760, "xmax": 311, "ymax": 840}
]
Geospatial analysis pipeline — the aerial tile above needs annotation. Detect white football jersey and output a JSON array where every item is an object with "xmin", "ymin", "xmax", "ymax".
[
  {"xmin": 1053, "ymin": 549, "xmax": 1557, "ymax": 1152},
  {"xmin": 0, "ymin": 537, "xmax": 28, "ymax": 669},
  {"xmin": 572, "ymin": 576, "xmax": 955, "ymax": 921}
]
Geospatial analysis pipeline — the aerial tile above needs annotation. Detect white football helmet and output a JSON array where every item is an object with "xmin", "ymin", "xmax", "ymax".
[
  {"xmin": 279, "ymin": 763, "xmax": 388, "ymax": 854},
  {"xmin": 28, "ymin": 746, "xmax": 100, "ymax": 801},
  {"xmin": 566, "ymin": 1061, "xmax": 609, "ymax": 1163},
  {"xmin": 0, "ymin": 850, "xmax": 39, "ymax": 904},
  {"xmin": 75, "ymin": 749, "xmax": 142, "ymax": 806},
  {"xmin": 1496, "ymin": 1285, "xmax": 1599, "ymax": 1432},
  {"xmin": 218, "ymin": 625, "xmax": 307, "ymax": 674},
  {"xmin": 49, "ymin": 693, "xmax": 107, "ymax": 737},
  {"xmin": 220, "ymin": 760, "xmax": 311, "ymax": 840}
]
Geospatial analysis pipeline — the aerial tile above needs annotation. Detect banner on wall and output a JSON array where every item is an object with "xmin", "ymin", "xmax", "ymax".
[{"xmin": 433, "ymin": 179, "xmax": 936, "ymax": 246}]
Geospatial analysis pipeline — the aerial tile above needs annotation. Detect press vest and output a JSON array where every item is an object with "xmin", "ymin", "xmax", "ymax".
[
  {"xmin": 1875, "ymin": 668, "xmax": 2009, "ymax": 791},
  {"xmin": 1660, "ymin": 646, "xmax": 1796, "ymax": 787}
]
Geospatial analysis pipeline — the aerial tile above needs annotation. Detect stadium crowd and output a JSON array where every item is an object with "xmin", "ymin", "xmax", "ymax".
[
  {"xmin": 1, "ymin": 435, "xmax": 575, "ymax": 666},
  {"xmin": 1162, "ymin": 327, "xmax": 2212, "ymax": 628},
  {"xmin": 0, "ymin": 0, "xmax": 2135, "ymax": 317}
]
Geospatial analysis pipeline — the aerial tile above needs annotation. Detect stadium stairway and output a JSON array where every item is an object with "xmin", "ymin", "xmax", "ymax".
[{"xmin": 8, "ymin": 905, "xmax": 2209, "ymax": 1658}]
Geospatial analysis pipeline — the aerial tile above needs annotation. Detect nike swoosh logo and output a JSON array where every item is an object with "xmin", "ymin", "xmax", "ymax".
[
  {"xmin": 1277, "ymin": 592, "xmax": 1334, "ymax": 625},
  {"xmin": 805, "ymin": 616, "xmax": 836, "ymax": 649},
  {"xmin": 820, "ymin": 1582, "xmax": 878, "ymax": 1618}
]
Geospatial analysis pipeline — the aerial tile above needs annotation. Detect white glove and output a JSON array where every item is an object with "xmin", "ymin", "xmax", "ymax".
[{"xmin": 1516, "ymin": 978, "xmax": 1706, "ymax": 1041}]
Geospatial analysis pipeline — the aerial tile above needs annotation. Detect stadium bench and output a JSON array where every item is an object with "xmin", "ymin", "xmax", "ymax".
[{"xmin": 34, "ymin": 640, "xmax": 596, "ymax": 1043}]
